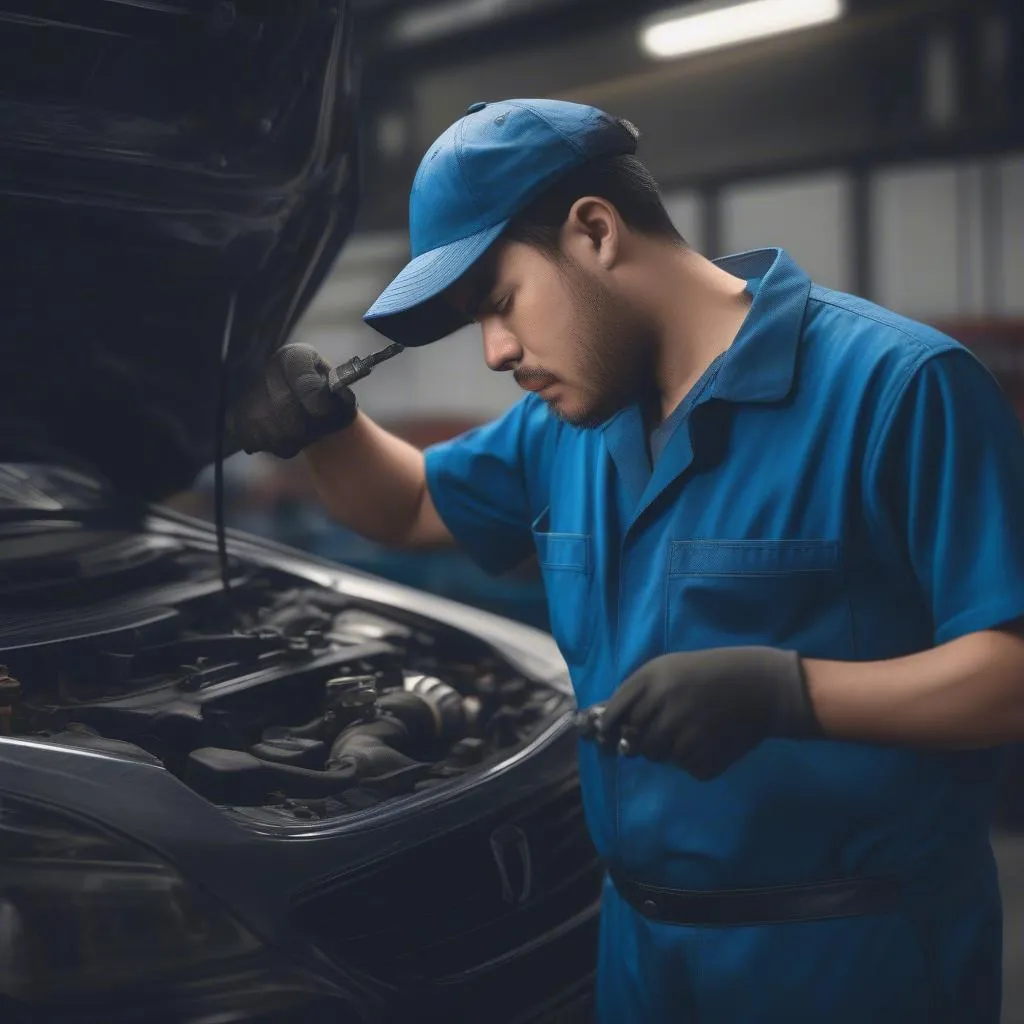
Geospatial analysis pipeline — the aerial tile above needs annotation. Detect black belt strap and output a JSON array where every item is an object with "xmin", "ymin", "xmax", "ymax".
[{"xmin": 609, "ymin": 867, "xmax": 902, "ymax": 927}]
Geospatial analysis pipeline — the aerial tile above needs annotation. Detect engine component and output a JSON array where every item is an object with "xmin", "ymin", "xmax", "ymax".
[
  {"xmin": 42, "ymin": 724, "xmax": 163, "ymax": 766},
  {"xmin": 268, "ymin": 672, "xmax": 472, "ymax": 785},
  {"xmin": 185, "ymin": 747, "xmax": 359, "ymax": 804},
  {"xmin": 256, "ymin": 590, "xmax": 347, "ymax": 636},
  {"xmin": 329, "ymin": 608, "xmax": 415, "ymax": 646},
  {"xmin": 3, "ymin": 540, "xmax": 572, "ymax": 819},
  {"xmin": 271, "ymin": 715, "xmax": 331, "ymax": 742},
  {"xmin": 402, "ymin": 673, "xmax": 466, "ymax": 738},
  {"xmin": 325, "ymin": 674, "xmax": 377, "ymax": 720},
  {"xmin": 324, "ymin": 674, "xmax": 469, "ymax": 770},
  {"xmin": 248, "ymin": 736, "xmax": 327, "ymax": 770},
  {"xmin": 52, "ymin": 699, "xmax": 207, "ymax": 772},
  {"xmin": 184, "ymin": 746, "xmax": 429, "ymax": 805},
  {"xmin": 265, "ymin": 674, "xmax": 379, "ymax": 746},
  {"xmin": 328, "ymin": 719, "xmax": 423, "ymax": 775},
  {"xmin": 448, "ymin": 737, "xmax": 485, "ymax": 766}
]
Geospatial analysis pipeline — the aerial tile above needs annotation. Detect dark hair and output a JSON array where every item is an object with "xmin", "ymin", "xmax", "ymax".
[{"xmin": 503, "ymin": 154, "xmax": 686, "ymax": 253}]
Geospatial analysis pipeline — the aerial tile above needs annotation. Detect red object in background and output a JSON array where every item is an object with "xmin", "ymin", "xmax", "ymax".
[{"xmin": 937, "ymin": 321, "xmax": 1024, "ymax": 422}]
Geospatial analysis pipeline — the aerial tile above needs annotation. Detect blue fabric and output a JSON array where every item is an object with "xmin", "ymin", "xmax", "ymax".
[
  {"xmin": 423, "ymin": 248, "xmax": 1024, "ymax": 1021},
  {"xmin": 364, "ymin": 98, "xmax": 639, "ymax": 346},
  {"xmin": 649, "ymin": 350, "xmax": 727, "ymax": 466}
]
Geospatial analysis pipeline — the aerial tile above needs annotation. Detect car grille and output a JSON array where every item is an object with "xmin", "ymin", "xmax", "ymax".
[{"xmin": 291, "ymin": 780, "xmax": 603, "ymax": 1021}]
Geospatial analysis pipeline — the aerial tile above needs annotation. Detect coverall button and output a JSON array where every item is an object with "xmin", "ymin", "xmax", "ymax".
[{"xmin": 642, "ymin": 898, "xmax": 658, "ymax": 915}]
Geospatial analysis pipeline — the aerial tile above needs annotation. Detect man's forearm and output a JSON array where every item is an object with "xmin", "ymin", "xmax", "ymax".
[
  {"xmin": 303, "ymin": 411, "xmax": 434, "ymax": 546},
  {"xmin": 803, "ymin": 624, "xmax": 1024, "ymax": 748}
]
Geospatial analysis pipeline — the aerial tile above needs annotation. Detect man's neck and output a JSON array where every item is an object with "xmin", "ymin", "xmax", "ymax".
[{"xmin": 650, "ymin": 248, "xmax": 751, "ymax": 422}]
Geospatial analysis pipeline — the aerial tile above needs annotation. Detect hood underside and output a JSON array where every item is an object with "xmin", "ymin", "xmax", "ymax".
[{"xmin": 0, "ymin": 0, "xmax": 360, "ymax": 499}]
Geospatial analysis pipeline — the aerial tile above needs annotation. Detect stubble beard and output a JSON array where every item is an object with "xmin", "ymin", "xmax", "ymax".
[{"xmin": 556, "ymin": 262, "xmax": 657, "ymax": 429}]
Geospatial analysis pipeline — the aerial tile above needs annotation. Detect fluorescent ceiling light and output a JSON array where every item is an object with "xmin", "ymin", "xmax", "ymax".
[{"xmin": 640, "ymin": 0, "xmax": 844, "ymax": 60}]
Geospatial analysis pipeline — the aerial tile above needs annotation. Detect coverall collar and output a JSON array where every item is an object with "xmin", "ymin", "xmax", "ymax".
[
  {"xmin": 708, "ymin": 247, "xmax": 811, "ymax": 404},
  {"xmin": 599, "ymin": 247, "xmax": 811, "ymax": 524},
  {"xmin": 601, "ymin": 246, "xmax": 810, "ymax": 441}
]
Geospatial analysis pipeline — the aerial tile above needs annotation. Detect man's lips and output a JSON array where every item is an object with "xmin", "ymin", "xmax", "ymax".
[{"xmin": 515, "ymin": 373, "xmax": 558, "ymax": 394}]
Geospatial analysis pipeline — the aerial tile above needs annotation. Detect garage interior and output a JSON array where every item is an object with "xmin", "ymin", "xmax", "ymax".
[{"xmin": 27, "ymin": 0, "xmax": 1018, "ymax": 1018}]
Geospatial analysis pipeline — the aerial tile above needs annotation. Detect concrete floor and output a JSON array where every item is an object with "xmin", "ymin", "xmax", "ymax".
[{"xmin": 997, "ymin": 832, "xmax": 1024, "ymax": 1023}]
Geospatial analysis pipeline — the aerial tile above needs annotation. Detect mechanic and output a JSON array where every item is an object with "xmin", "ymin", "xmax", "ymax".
[{"xmin": 228, "ymin": 98, "xmax": 1024, "ymax": 1022}]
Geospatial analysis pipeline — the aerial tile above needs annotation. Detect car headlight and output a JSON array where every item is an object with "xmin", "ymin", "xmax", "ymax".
[{"xmin": 0, "ymin": 793, "xmax": 260, "ymax": 1001}]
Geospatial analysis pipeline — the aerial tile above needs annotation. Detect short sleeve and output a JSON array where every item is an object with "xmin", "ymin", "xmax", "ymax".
[
  {"xmin": 423, "ymin": 394, "xmax": 557, "ymax": 575},
  {"xmin": 865, "ymin": 346, "xmax": 1024, "ymax": 645}
]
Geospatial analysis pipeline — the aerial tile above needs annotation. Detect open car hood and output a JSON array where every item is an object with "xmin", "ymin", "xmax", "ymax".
[{"xmin": 0, "ymin": 0, "xmax": 360, "ymax": 500}]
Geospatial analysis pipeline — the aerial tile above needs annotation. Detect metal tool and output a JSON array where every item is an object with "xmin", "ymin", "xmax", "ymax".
[
  {"xmin": 574, "ymin": 704, "xmax": 606, "ymax": 741},
  {"xmin": 573, "ymin": 702, "xmax": 638, "ymax": 756},
  {"xmin": 223, "ymin": 341, "xmax": 406, "ymax": 460},
  {"xmin": 328, "ymin": 342, "xmax": 405, "ymax": 392}
]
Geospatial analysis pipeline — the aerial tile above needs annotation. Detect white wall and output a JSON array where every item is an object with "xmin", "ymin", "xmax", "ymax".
[
  {"xmin": 870, "ymin": 164, "xmax": 964, "ymax": 319},
  {"xmin": 662, "ymin": 189, "xmax": 704, "ymax": 251},
  {"xmin": 1000, "ymin": 155, "xmax": 1024, "ymax": 317},
  {"xmin": 870, "ymin": 156, "xmax": 1024, "ymax": 320},
  {"xmin": 720, "ymin": 173, "xmax": 853, "ymax": 291}
]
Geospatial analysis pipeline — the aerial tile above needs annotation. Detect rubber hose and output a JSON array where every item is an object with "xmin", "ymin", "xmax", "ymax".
[
  {"xmin": 328, "ymin": 716, "xmax": 417, "ymax": 775},
  {"xmin": 398, "ymin": 677, "xmax": 467, "ymax": 742}
]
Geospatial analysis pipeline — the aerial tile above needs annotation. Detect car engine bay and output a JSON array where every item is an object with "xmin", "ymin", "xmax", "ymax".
[{"xmin": 0, "ymin": 504, "xmax": 570, "ymax": 823}]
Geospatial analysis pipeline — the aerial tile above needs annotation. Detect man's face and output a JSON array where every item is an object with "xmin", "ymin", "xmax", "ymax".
[{"xmin": 449, "ymin": 239, "xmax": 656, "ymax": 428}]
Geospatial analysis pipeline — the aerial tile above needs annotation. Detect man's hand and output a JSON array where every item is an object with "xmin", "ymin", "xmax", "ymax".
[
  {"xmin": 594, "ymin": 647, "xmax": 822, "ymax": 780},
  {"xmin": 226, "ymin": 344, "xmax": 358, "ymax": 459}
]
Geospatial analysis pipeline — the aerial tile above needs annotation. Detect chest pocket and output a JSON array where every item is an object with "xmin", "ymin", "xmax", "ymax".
[
  {"xmin": 532, "ymin": 507, "xmax": 594, "ymax": 666},
  {"xmin": 665, "ymin": 539, "xmax": 854, "ymax": 659}
]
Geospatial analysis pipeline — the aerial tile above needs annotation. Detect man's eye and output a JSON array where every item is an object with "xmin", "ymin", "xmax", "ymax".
[{"xmin": 495, "ymin": 294, "xmax": 513, "ymax": 314}]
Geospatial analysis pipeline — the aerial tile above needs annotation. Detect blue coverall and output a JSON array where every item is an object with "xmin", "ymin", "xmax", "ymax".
[{"xmin": 425, "ymin": 248, "xmax": 1024, "ymax": 1021}]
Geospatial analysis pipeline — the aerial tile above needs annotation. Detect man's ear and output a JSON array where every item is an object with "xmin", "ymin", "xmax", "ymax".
[{"xmin": 561, "ymin": 196, "xmax": 621, "ymax": 270}]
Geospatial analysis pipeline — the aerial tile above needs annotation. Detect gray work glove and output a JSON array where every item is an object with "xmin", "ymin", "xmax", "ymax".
[
  {"xmin": 226, "ymin": 344, "xmax": 357, "ymax": 459},
  {"xmin": 592, "ymin": 647, "xmax": 822, "ymax": 781}
]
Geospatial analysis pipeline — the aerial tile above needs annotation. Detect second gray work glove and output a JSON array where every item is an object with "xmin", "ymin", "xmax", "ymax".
[
  {"xmin": 593, "ymin": 647, "xmax": 822, "ymax": 781},
  {"xmin": 227, "ymin": 344, "xmax": 358, "ymax": 459}
]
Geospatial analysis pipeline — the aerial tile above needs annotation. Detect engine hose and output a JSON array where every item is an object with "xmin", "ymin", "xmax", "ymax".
[
  {"xmin": 400, "ymin": 675, "xmax": 466, "ymax": 740},
  {"xmin": 275, "ymin": 675, "xmax": 379, "ymax": 744},
  {"xmin": 327, "ymin": 725, "xmax": 420, "ymax": 777},
  {"xmin": 326, "ymin": 687, "xmax": 468, "ymax": 774},
  {"xmin": 280, "ymin": 714, "xmax": 332, "ymax": 741},
  {"xmin": 186, "ymin": 746, "xmax": 362, "ymax": 803}
]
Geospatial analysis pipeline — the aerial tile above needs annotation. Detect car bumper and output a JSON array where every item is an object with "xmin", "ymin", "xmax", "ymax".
[{"xmin": 2, "ymin": 957, "xmax": 372, "ymax": 1024}]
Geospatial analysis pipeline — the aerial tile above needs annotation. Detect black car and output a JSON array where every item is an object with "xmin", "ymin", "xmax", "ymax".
[{"xmin": 0, "ymin": 3, "xmax": 602, "ymax": 1022}]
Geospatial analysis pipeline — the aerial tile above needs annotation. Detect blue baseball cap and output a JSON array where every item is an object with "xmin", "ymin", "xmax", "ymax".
[{"xmin": 363, "ymin": 98, "xmax": 640, "ymax": 347}]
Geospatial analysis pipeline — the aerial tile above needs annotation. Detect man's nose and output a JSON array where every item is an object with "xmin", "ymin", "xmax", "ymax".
[{"xmin": 481, "ymin": 317, "xmax": 522, "ymax": 372}]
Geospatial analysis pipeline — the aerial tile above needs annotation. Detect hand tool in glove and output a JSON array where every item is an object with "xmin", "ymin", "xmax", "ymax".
[
  {"xmin": 577, "ymin": 647, "xmax": 822, "ymax": 781},
  {"xmin": 225, "ymin": 341, "xmax": 404, "ymax": 459}
]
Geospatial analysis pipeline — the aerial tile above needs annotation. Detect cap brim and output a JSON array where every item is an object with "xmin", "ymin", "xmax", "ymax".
[{"xmin": 363, "ymin": 220, "xmax": 508, "ymax": 347}]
